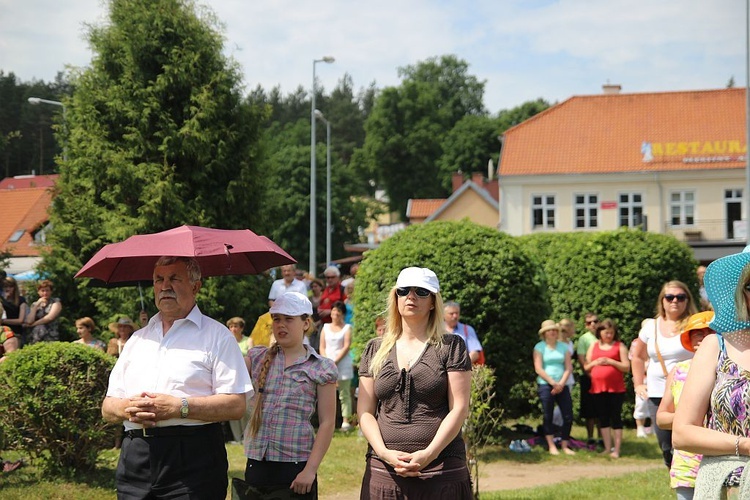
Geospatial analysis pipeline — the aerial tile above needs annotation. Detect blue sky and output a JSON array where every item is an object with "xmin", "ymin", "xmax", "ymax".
[{"xmin": 0, "ymin": 0, "xmax": 745, "ymax": 112}]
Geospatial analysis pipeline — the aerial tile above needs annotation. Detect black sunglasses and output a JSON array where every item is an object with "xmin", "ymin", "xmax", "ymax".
[
  {"xmin": 586, "ymin": 320, "xmax": 599, "ymax": 325},
  {"xmin": 396, "ymin": 287, "xmax": 431, "ymax": 298},
  {"xmin": 664, "ymin": 293, "xmax": 688, "ymax": 303}
]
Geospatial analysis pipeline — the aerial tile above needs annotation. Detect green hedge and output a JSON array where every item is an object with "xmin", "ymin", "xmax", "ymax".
[
  {"xmin": 353, "ymin": 220, "xmax": 549, "ymax": 417},
  {"xmin": 0, "ymin": 342, "xmax": 116, "ymax": 475}
]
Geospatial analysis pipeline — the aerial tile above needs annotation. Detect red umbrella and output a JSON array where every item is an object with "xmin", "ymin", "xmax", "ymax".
[{"xmin": 75, "ymin": 225, "xmax": 295, "ymax": 283}]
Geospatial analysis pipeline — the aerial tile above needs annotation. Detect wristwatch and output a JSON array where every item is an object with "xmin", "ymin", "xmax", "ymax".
[{"xmin": 180, "ymin": 397, "xmax": 189, "ymax": 419}]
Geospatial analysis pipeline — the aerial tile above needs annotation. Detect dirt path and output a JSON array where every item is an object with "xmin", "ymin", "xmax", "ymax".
[{"xmin": 322, "ymin": 459, "xmax": 663, "ymax": 499}]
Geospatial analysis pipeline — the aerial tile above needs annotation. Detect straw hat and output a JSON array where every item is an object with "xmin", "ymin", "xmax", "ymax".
[
  {"xmin": 679, "ymin": 311, "xmax": 715, "ymax": 352},
  {"xmin": 538, "ymin": 319, "xmax": 560, "ymax": 336},
  {"xmin": 108, "ymin": 317, "xmax": 136, "ymax": 333}
]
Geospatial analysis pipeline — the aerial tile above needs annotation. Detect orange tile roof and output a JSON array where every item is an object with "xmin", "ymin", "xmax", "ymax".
[
  {"xmin": 500, "ymin": 88, "xmax": 746, "ymax": 176},
  {"xmin": 0, "ymin": 184, "xmax": 54, "ymax": 257},
  {"xmin": 407, "ymin": 199, "xmax": 445, "ymax": 219}
]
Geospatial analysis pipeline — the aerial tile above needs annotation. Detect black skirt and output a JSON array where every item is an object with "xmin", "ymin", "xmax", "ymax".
[{"xmin": 360, "ymin": 455, "xmax": 472, "ymax": 500}]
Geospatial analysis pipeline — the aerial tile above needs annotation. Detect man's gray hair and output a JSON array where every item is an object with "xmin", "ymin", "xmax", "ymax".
[
  {"xmin": 154, "ymin": 256, "xmax": 202, "ymax": 283},
  {"xmin": 444, "ymin": 301, "xmax": 461, "ymax": 310},
  {"xmin": 324, "ymin": 265, "xmax": 340, "ymax": 277}
]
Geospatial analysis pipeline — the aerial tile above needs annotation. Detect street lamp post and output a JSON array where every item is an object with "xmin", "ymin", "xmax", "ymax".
[
  {"xmin": 28, "ymin": 97, "xmax": 67, "ymax": 163},
  {"xmin": 310, "ymin": 56, "xmax": 335, "ymax": 275},
  {"xmin": 315, "ymin": 110, "xmax": 332, "ymax": 265}
]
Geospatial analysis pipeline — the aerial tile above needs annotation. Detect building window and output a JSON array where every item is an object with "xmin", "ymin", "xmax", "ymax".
[
  {"xmin": 670, "ymin": 191, "xmax": 695, "ymax": 226},
  {"xmin": 532, "ymin": 195, "xmax": 556, "ymax": 229},
  {"xmin": 574, "ymin": 194, "xmax": 598, "ymax": 228},
  {"xmin": 619, "ymin": 193, "xmax": 644, "ymax": 228}
]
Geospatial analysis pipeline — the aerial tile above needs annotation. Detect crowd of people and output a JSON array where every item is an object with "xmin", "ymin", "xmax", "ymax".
[{"xmin": 8, "ymin": 250, "xmax": 750, "ymax": 499}]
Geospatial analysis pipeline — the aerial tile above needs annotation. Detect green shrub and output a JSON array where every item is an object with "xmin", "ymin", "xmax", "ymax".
[
  {"xmin": 0, "ymin": 342, "xmax": 116, "ymax": 475},
  {"xmin": 354, "ymin": 220, "xmax": 549, "ymax": 417},
  {"xmin": 519, "ymin": 228, "xmax": 698, "ymax": 423}
]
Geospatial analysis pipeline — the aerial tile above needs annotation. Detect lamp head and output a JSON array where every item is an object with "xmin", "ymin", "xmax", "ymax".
[{"xmin": 322, "ymin": 56, "xmax": 335, "ymax": 63}]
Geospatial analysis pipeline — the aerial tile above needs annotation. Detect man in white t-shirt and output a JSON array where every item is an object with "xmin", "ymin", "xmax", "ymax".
[{"xmin": 268, "ymin": 264, "xmax": 308, "ymax": 307}]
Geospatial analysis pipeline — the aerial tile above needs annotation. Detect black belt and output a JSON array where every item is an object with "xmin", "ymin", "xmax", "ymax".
[{"xmin": 125, "ymin": 422, "xmax": 221, "ymax": 439}]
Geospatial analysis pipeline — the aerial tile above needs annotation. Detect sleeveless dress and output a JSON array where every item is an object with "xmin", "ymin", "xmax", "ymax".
[
  {"xmin": 669, "ymin": 360, "xmax": 702, "ymax": 489},
  {"xmin": 706, "ymin": 335, "xmax": 750, "ymax": 486},
  {"xmin": 321, "ymin": 323, "xmax": 353, "ymax": 380}
]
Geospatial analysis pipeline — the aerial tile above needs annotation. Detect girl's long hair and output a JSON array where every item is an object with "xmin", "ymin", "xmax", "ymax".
[
  {"xmin": 368, "ymin": 286, "xmax": 445, "ymax": 378},
  {"xmin": 248, "ymin": 344, "xmax": 280, "ymax": 438}
]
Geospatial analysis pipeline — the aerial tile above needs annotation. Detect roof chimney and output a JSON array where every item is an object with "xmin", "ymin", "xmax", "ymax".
[
  {"xmin": 452, "ymin": 171, "xmax": 464, "ymax": 192},
  {"xmin": 602, "ymin": 83, "xmax": 622, "ymax": 95}
]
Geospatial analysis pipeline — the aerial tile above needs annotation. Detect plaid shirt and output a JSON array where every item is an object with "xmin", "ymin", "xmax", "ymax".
[{"xmin": 244, "ymin": 345, "xmax": 337, "ymax": 462}]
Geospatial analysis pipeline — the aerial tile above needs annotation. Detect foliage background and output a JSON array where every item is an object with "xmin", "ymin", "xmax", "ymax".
[{"xmin": 354, "ymin": 220, "xmax": 548, "ymax": 417}]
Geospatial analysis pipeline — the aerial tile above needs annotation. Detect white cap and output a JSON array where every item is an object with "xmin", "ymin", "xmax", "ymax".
[
  {"xmin": 396, "ymin": 267, "xmax": 440, "ymax": 294},
  {"xmin": 269, "ymin": 292, "xmax": 313, "ymax": 316}
]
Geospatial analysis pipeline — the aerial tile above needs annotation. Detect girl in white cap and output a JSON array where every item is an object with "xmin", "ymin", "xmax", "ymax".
[
  {"xmin": 242, "ymin": 292, "xmax": 338, "ymax": 499},
  {"xmin": 357, "ymin": 267, "xmax": 472, "ymax": 499}
]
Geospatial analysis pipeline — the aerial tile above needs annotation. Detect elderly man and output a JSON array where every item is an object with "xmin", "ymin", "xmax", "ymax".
[
  {"xmin": 268, "ymin": 264, "xmax": 308, "ymax": 307},
  {"xmin": 102, "ymin": 256, "xmax": 253, "ymax": 499},
  {"xmin": 317, "ymin": 265, "xmax": 346, "ymax": 325},
  {"xmin": 444, "ymin": 301, "xmax": 484, "ymax": 364}
]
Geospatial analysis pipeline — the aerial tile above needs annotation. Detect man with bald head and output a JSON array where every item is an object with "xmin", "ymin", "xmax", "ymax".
[
  {"xmin": 268, "ymin": 264, "xmax": 308, "ymax": 307},
  {"xmin": 102, "ymin": 256, "xmax": 253, "ymax": 498}
]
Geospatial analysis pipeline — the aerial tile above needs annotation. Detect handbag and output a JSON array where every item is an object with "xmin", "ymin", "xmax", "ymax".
[{"xmin": 231, "ymin": 477, "xmax": 317, "ymax": 500}]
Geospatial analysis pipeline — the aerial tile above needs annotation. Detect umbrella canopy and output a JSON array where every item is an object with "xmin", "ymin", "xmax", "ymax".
[{"xmin": 75, "ymin": 225, "xmax": 295, "ymax": 284}]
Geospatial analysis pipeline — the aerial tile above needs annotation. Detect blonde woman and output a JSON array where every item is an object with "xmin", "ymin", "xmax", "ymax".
[
  {"xmin": 632, "ymin": 280, "xmax": 697, "ymax": 467},
  {"xmin": 357, "ymin": 267, "xmax": 472, "ymax": 499}
]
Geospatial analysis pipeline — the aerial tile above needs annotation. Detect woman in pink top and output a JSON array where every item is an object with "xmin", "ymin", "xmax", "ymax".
[{"xmin": 584, "ymin": 319, "xmax": 630, "ymax": 458}]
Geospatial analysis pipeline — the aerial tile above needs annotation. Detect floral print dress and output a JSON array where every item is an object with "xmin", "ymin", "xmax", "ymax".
[{"xmin": 706, "ymin": 335, "xmax": 750, "ymax": 486}]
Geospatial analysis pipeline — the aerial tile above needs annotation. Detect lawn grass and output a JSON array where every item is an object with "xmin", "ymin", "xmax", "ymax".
[{"xmin": 0, "ymin": 425, "xmax": 671, "ymax": 499}]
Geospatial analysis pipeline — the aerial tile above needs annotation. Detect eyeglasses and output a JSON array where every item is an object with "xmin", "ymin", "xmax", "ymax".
[
  {"xmin": 744, "ymin": 284, "xmax": 750, "ymax": 293},
  {"xmin": 585, "ymin": 319, "xmax": 599, "ymax": 325},
  {"xmin": 664, "ymin": 294, "xmax": 688, "ymax": 303},
  {"xmin": 396, "ymin": 287, "xmax": 431, "ymax": 298}
]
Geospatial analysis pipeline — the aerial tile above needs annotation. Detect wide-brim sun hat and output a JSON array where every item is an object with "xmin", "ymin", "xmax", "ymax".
[
  {"xmin": 108, "ymin": 316, "xmax": 136, "ymax": 333},
  {"xmin": 396, "ymin": 267, "xmax": 440, "ymax": 294},
  {"xmin": 705, "ymin": 245, "xmax": 750, "ymax": 334},
  {"xmin": 538, "ymin": 319, "xmax": 559, "ymax": 336},
  {"xmin": 679, "ymin": 311, "xmax": 715, "ymax": 352},
  {"xmin": 269, "ymin": 291, "xmax": 313, "ymax": 316}
]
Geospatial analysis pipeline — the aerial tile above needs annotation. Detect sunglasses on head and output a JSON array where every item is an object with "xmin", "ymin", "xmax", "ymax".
[
  {"xmin": 396, "ymin": 287, "xmax": 431, "ymax": 298},
  {"xmin": 664, "ymin": 293, "xmax": 688, "ymax": 303}
]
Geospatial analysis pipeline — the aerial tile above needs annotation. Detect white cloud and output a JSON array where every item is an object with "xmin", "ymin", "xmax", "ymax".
[{"xmin": 0, "ymin": 0, "xmax": 745, "ymax": 111}]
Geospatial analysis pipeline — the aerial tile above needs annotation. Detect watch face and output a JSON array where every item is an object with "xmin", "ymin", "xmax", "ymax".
[{"xmin": 180, "ymin": 399, "xmax": 189, "ymax": 418}]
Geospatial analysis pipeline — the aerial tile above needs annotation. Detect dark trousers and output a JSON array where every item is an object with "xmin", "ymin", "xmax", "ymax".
[
  {"xmin": 648, "ymin": 397, "xmax": 673, "ymax": 468},
  {"xmin": 592, "ymin": 392, "xmax": 625, "ymax": 429},
  {"xmin": 537, "ymin": 384, "xmax": 573, "ymax": 440},
  {"xmin": 244, "ymin": 459, "xmax": 317, "ymax": 499},
  {"xmin": 116, "ymin": 423, "xmax": 228, "ymax": 499}
]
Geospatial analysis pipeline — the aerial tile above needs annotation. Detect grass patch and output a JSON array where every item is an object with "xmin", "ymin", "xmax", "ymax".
[
  {"xmin": 0, "ymin": 425, "xmax": 668, "ymax": 499},
  {"xmin": 483, "ymin": 468, "xmax": 672, "ymax": 499}
]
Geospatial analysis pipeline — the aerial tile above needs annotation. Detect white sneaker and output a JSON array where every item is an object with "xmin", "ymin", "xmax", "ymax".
[
  {"xmin": 636, "ymin": 428, "xmax": 647, "ymax": 438},
  {"xmin": 341, "ymin": 422, "xmax": 352, "ymax": 431},
  {"xmin": 644, "ymin": 426, "xmax": 653, "ymax": 435}
]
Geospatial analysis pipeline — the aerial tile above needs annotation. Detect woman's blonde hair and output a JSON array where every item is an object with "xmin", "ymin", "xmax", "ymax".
[
  {"xmin": 734, "ymin": 264, "xmax": 750, "ymax": 321},
  {"xmin": 655, "ymin": 280, "xmax": 697, "ymax": 332},
  {"xmin": 368, "ymin": 286, "xmax": 445, "ymax": 378}
]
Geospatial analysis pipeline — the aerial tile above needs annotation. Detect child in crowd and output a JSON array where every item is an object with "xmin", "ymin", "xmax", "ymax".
[
  {"xmin": 656, "ymin": 311, "xmax": 715, "ymax": 500},
  {"xmin": 242, "ymin": 292, "xmax": 338, "ymax": 499}
]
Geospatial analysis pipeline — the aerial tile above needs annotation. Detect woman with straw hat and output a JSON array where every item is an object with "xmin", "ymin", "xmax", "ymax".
[{"xmin": 533, "ymin": 319, "xmax": 575, "ymax": 455}]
